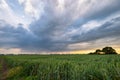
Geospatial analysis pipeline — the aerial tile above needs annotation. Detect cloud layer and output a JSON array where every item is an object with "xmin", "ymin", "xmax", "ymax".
[{"xmin": 0, "ymin": 0, "xmax": 120, "ymax": 52}]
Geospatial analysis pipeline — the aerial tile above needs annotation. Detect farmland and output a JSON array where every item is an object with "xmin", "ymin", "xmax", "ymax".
[{"xmin": 0, "ymin": 54, "xmax": 120, "ymax": 80}]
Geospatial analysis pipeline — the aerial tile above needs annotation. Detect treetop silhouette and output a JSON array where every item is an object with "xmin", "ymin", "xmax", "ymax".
[{"xmin": 89, "ymin": 47, "xmax": 118, "ymax": 54}]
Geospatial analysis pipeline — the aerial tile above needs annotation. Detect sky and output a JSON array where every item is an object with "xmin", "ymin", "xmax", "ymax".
[{"xmin": 0, "ymin": 0, "xmax": 120, "ymax": 54}]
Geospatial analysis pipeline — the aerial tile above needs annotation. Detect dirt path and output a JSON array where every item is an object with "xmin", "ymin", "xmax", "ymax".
[{"xmin": 0, "ymin": 57, "xmax": 8, "ymax": 80}]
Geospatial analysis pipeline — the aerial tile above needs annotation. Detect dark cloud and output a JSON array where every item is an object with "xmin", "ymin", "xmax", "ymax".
[
  {"xmin": 85, "ymin": 0, "xmax": 120, "ymax": 20},
  {"xmin": 71, "ymin": 16, "xmax": 120, "ymax": 43},
  {"xmin": 4, "ymin": 14, "xmax": 119, "ymax": 51},
  {"xmin": 0, "ymin": 0, "xmax": 120, "ymax": 52},
  {"xmin": 28, "ymin": 0, "xmax": 120, "ymax": 51},
  {"xmin": 0, "ymin": 20, "xmax": 35, "ymax": 49},
  {"xmin": 70, "ymin": 0, "xmax": 120, "ymax": 29}
]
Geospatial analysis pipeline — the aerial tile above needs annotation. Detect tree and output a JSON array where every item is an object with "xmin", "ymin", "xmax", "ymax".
[
  {"xmin": 88, "ymin": 46, "xmax": 118, "ymax": 55},
  {"xmin": 95, "ymin": 49, "xmax": 102, "ymax": 54},
  {"xmin": 102, "ymin": 47, "xmax": 117, "ymax": 54},
  {"xmin": 88, "ymin": 52, "xmax": 95, "ymax": 55}
]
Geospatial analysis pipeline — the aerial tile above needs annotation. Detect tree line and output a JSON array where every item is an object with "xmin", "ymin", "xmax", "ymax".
[{"xmin": 89, "ymin": 47, "xmax": 118, "ymax": 54}]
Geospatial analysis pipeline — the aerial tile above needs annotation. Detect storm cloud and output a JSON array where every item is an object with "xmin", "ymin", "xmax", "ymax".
[{"xmin": 0, "ymin": 0, "xmax": 120, "ymax": 52}]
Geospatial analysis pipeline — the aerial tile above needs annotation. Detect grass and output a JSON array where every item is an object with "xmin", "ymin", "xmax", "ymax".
[{"xmin": 0, "ymin": 54, "xmax": 120, "ymax": 80}]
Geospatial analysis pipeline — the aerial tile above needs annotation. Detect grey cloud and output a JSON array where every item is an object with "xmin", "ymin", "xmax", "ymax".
[
  {"xmin": 1, "ymin": 0, "xmax": 120, "ymax": 52},
  {"xmin": 28, "ymin": 0, "xmax": 120, "ymax": 51},
  {"xmin": 71, "ymin": 16, "xmax": 120, "ymax": 43},
  {"xmin": 30, "ymin": 16, "xmax": 120, "ymax": 51},
  {"xmin": 85, "ymin": 0, "xmax": 120, "ymax": 20},
  {"xmin": 0, "ymin": 20, "xmax": 35, "ymax": 49}
]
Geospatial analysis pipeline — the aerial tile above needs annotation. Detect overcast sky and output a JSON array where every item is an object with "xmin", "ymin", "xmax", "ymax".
[{"xmin": 0, "ymin": 0, "xmax": 120, "ymax": 53}]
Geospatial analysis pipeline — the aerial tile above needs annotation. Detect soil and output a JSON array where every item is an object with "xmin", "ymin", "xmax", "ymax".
[{"xmin": 0, "ymin": 58, "xmax": 8, "ymax": 80}]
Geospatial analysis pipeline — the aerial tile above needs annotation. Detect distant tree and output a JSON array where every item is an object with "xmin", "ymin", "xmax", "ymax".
[
  {"xmin": 88, "ymin": 46, "xmax": 118, "ymax": 55},
  {"xmin": 88, "ymin": 52, "xmax": 95, "ymax": 55},
  {"xmin": 102, "ymin": 47, "xmax": 117, "ymax": 54},
  {"xmin": 95, "ymin": 49, "xmax": 102, "ymax": 54}
]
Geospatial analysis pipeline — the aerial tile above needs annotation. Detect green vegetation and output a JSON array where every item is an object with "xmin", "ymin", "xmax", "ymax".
[
  {"xmin": 0, "ymin": 54, "xmax": 120, "ymax": 80},
  {"xmin": 89, "ymin": 47, "xmax": 118, "ymax": 54}
]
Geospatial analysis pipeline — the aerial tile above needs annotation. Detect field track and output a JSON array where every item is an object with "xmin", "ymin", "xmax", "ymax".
[{"xmin": 0, "ymin": 57, "xmax": 8, "ymax": 80}]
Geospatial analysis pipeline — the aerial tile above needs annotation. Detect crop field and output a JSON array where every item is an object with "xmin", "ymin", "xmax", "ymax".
[{"xmin": 0, "ymin": 54, "xmax": 120, "ymax": 80}]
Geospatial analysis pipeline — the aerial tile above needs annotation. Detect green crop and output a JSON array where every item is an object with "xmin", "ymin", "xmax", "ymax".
[{"xmin": 0, "ymin": 54, "xmax": 120, "ymax": 80}]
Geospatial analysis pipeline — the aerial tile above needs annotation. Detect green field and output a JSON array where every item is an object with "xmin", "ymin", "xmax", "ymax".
[{"xmin": 0, "ymin": 54, "xmax": 120, "ymax": 80}]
